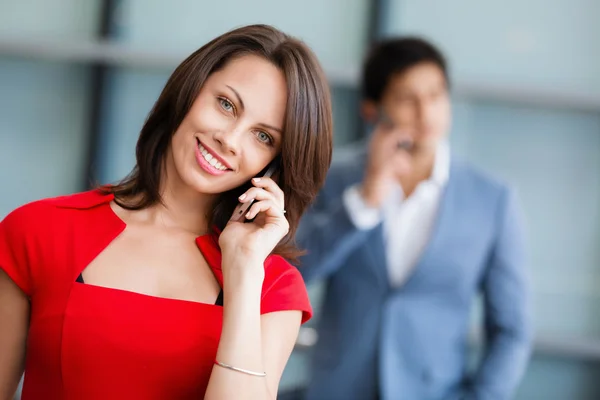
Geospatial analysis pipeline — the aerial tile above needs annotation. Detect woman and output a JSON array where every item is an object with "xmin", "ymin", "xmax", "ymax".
[{"xmin": 0, "ymin": 24, "xmax": 333, "ymax": 399}]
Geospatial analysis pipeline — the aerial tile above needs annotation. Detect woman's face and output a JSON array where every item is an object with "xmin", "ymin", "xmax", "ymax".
[{"xmin": 167, "ymin": 54, "xmax": 287, "ymax": 196}]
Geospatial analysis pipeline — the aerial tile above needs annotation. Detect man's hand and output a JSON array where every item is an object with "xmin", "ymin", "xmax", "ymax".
[{"xmin": 360, "ymin": 122, "xmax": 412, "ymax": 207}]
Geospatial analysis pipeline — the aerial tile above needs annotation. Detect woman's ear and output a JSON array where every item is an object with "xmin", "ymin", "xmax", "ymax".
[{"xmin": 361, "ymin": 100, "xmax": 378, "ymax": 124}]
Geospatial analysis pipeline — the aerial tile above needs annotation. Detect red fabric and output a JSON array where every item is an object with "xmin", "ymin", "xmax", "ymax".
[{"xmin": 0, "ymin": 189, "xmax": 312, "ymax": 399}]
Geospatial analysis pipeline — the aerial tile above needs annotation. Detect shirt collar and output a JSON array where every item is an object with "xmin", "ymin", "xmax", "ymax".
[
  {"xmin": 50, "ymin": 187, "xmax": 227, "ymax": 272},
  {"xmin": 51, "ymin": 187, "xmax": 114, "ymax": 209},
  {"xmin": 430, "ymin": 139, "xmax": 451, "ymax": 187},
  {"xmin": 383, "ymin": 140, "xmax": 450, "ymax": 206}
]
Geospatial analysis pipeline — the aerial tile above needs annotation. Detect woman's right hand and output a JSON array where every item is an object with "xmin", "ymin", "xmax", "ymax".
[{"xmin": 218, "ymin": 176, "xmax": 289, "ymax": 275}]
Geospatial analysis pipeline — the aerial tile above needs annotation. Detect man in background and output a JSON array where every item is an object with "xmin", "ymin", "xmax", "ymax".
[{"xmin": 297, "ymin": 37, "xmax": 532, "ymax": 400}]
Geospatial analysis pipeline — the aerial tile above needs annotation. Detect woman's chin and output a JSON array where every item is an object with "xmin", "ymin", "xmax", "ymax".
[{"xmin": 183, "ymin": 175, "xmax": 243, "ymax": 196}]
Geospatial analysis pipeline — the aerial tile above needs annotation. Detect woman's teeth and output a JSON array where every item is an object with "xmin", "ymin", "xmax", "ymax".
[{"xmin": 198, "ymin": 143, "xmax": 228, "ymax": 171}]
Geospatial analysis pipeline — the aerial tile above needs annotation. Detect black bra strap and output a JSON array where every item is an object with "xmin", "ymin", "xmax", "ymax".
[{"xmin": 215, "ymin": 289, "xmax": 224, "ymax": 306}]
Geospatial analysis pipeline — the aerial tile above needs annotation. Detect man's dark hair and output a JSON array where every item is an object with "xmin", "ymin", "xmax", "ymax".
[{"xmin": 361, "ymin": 37, "xmax": 448, "ymax": 102}]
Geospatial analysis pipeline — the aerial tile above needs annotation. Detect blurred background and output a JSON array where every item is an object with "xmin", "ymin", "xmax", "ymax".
[{"xmin": 1, "ymin": 1, "xmax": 599, "ymax": 399}]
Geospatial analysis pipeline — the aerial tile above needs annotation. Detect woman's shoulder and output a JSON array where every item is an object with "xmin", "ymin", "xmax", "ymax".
[
  {"xmin": 0, "ymin": 189, "xmax": 117, "ymax": 296},
  {"xmin": 261, "ymin": 255, "xmax": 313, "ymax": 324},
  {"xmin": 263, "ymin": 255, "xmax": 301, "ymax": 283},
  {"xmin": 1, "ymin": 188, "xmax": 115, "ymax": 256},
  {"xmin": 37, "ymin": 188, "xmax": 114, "ymax": 210},
  {"xmin": 3, "ymin": 188, "xmax": 113, "ymax": 223}
]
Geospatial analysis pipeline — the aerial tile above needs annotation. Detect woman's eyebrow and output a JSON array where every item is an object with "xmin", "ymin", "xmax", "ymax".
[
  {"xmin": 257, "ymin": 123, "xmax": 283, "ymax": 134},
  {"xmin": 226, "ymin": 85, "xmax": 283, "ymax": 134},
  {"xmin": 226, "ymin": 85, "xmax": 245, "ymax": 111}
]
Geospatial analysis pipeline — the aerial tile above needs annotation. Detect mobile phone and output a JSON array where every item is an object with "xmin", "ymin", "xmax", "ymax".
[{"xmin": 230, "ymin": 163, "xmax": 278, "ymax": 222}]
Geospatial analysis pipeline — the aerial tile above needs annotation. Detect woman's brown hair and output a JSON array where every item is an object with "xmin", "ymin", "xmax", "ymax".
[{"xmin": 103, "ymin": 24, "xmax": 333, "ymax": 262}]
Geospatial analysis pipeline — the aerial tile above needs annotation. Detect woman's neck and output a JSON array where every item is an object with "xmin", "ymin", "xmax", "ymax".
[
  {"xmin": 122, "ymin": 176, "xmax": 218, "ymax": 236},
  {"xmin": 151, "ymin": 184, "xmax": 216, "ymax": 235}
]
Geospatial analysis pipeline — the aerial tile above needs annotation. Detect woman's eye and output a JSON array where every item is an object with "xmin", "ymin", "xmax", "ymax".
[
  {"xmin": 256, "ymin": 131, "xmax": 272, "ymax": 144},
  {"xmin": 219, "ymin": 98, "xmax": 234, "ymax": 112}
]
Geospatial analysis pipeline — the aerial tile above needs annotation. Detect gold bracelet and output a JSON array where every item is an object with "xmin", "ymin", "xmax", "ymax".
[{"xmin": 214, "ymin": 360, "xmax": 267, "ymax": 377}]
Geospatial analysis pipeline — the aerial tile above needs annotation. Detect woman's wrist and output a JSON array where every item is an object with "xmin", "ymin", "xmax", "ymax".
[{"xmin": 221, "ymin": 255, "xmax": 265, "ymax": 285}]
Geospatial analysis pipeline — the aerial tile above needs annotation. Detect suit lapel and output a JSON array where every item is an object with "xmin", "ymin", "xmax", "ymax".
[
  {"xmin": 365, "ymin": 223, "xmax": 391, "ymax": 289},
  {"xmin": 353, "ymin": 148, "xmax": 392, "ymax": 290}
]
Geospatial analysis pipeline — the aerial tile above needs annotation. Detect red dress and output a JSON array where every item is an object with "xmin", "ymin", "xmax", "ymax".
[{"xmin": 0, "ymin": 190, "xmax": 312, "ymax": 399}]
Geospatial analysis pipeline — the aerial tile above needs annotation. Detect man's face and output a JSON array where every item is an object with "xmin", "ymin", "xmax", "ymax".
[{"xmin": 378, "ymin": 62, "xmax": 451, "ymax": 152}]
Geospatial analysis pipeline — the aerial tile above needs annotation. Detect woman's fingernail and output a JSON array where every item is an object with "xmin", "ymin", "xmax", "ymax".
[
  {"xmin": 253, "ymin": 177, "xmax": 261, "ymax": 182},
  {"xmin": 246, "ymin": 212, "xmax": 252, "ymax": 218},
  {"xmin": 239, "ymin": 193, "xmax": 246, "ymax": 200}
]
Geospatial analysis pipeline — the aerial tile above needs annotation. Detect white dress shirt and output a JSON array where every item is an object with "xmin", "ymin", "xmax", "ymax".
[{"xmin": 342, "ymin": 142, "xmax": 450, "ymax": 287}]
